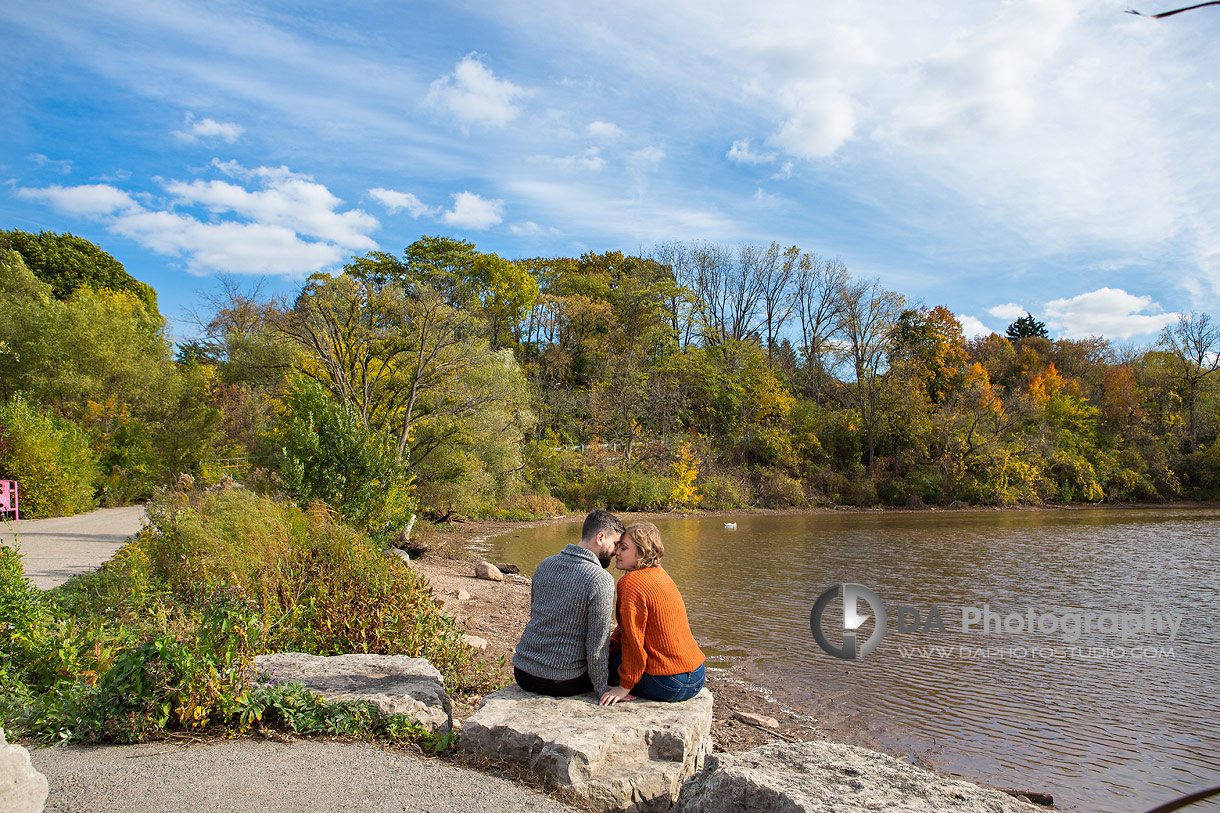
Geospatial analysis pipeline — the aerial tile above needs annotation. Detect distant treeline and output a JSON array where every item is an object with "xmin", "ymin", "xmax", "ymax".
[{"xmin": 3, "ymin": 229, "xmax": 1219, "ymax": 529}]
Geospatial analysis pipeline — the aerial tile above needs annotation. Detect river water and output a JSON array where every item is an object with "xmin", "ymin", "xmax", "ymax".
[{"xmin": 476, "ymin": 507, "xmax": 1220, "ymax": 813}]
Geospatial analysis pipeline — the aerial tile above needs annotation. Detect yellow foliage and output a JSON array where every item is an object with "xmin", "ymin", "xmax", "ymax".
[
  {"xmin": 963, "ymin": 363, "xmax": 1003, "ymax": 415},
  {"xmin": 668, "ymin": 442, "xmax": 702, "ymax": 508}
]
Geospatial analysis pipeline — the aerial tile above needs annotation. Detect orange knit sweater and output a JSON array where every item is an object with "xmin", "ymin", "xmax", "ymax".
[{"xmin": 610, "ymin": 566, "xmax": 705, "ymax": 690}]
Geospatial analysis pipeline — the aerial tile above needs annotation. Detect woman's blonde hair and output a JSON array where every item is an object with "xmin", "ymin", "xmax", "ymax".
[{"xmin": 624, "ymin": 522, "xmax": 665, "ymax": 568}]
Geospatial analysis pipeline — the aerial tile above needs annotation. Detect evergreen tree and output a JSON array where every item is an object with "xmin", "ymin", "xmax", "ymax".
[{"xmin": 1006, "ymin": 312, "xmax": 1049, "ymax": 341}]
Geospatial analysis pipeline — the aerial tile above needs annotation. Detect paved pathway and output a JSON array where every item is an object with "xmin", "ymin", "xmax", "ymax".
[
  {"xmin": 0, "ymin": 505, "xmax": 146, "ymax": 589},
  {"xmin": 30, "ymin": 739, "xmax": 576, "ymax": 813}
]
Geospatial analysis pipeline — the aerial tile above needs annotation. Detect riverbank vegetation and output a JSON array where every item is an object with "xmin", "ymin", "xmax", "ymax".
[
  {"xmin": 3, "ymin": 227, "xmax": 1218, "ymax": 746},
  {"xmin": 5, "ymin": 229, "xmax": 1218, "ymax": 525},
  {"xmin": 0, "ymin": 485, "xmax": 478, "ymax": 745}
]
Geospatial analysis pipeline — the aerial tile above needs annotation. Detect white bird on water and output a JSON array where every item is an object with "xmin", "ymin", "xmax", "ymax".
[{"xmin": 724, "ymin": 522, "xmax": 737, "ymax": 529}]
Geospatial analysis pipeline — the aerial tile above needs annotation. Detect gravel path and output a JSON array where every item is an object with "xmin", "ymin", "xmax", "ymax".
[
  {"xmin": 30, "ymin": 739, "xmax": 577, "ymax": 813},
  {"xmin": 0, "ymin": 505, "xmax": 145, "ymax": 588}
]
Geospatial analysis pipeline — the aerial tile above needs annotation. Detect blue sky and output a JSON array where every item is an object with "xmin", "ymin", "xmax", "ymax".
[{"xmin": 4, "ymin": 0, "xmax": 1219, "ymax": 345}]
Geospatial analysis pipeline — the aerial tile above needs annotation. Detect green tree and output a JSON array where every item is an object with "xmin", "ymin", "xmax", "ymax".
[
  {"xmin": 268, "ymin": 377, "xmax": 414, "ymax": 537},
  {"xmin": 1006, "ymin": 313, "xmax": 1049, "ymax": 341},
  {"xmin": 284, "ymin": 260, "xmax": 534, "ymax": 474},
  {"xmin": 0, "ymin": 230, "xmax": 157, "ymax": 314}
]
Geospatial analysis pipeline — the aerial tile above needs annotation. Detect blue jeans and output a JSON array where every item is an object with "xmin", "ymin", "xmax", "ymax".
[{"xmin": 609, "ymin": 652, "xmax": 705, "ymax": 702}]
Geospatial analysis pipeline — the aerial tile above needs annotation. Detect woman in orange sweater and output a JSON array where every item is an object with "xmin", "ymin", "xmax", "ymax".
[{"xmin": 599, "ymin": 522, "xmax": 705, "ymax": 705}]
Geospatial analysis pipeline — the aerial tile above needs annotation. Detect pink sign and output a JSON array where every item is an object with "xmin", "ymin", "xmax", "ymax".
[{"xmin": 0, "ymin": 480, "xmax": 18, "ymax": 521}]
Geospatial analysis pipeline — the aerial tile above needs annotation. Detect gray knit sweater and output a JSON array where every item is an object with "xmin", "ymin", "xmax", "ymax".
[{"xmin": 513, "ymin": 544, "xmax": 615, "ymax": 694}]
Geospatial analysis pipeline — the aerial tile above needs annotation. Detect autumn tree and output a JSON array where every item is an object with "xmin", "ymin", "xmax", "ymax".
[
  {"xmin": 837, "ymin": 278, "xmax": 905, "ymax": 468},
  {"xmin": 1158, "ymin": 312, "xmax": 1220, "ymax": 452},
  {"xmin": 793, "ymin": 255, "xmax": 847, "ymax": 403}
]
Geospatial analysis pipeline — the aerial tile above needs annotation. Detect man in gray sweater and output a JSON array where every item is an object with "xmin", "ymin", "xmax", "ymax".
[{"xmin": 513, "ymin": 509, "xmax": 624, "ymax": 697}]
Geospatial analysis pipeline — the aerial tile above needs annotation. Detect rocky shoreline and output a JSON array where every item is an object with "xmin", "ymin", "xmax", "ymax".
[
  {"xmin": 411, "ymin": 546, "xmax": 820, "ymax": 754},
  {"xmin": 413, "ymin": 508, "xmax": 1063, "ymax": 808}
]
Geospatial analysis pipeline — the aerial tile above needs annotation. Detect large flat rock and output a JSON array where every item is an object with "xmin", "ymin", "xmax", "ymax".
[
  {"xmin": 1, "ymin": 727, "xmax": 49, "ymax": 813},
  {"xmin": 252, "ymin": 653, "xmax": 451, "ymax": 734},
  {"xmin": 674, "ymin": 740, "xmax": 1041, "ymax": 813},
  {"xmin": 462, "ymin": 684, "xmax": 713, "ymax": 812}
]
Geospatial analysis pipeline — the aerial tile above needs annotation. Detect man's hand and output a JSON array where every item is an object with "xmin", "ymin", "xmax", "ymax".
[{"xmin": 599, "ymin": 685, "xmax": 636, "ymax": 705}]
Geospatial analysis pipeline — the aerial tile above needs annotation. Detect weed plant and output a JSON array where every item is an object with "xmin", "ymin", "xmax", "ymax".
[{"xmin": 1, "ymin": 487, "xmax": 491, "ymax": 747}]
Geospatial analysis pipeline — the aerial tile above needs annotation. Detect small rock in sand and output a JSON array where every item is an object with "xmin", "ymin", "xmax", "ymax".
[
  {"xmin": 733, "ymin": 711, "xmax": 780, "ymax": 729},
  {"xmin": 474, "ymin": 561, "xmax": 503, "ymax": 581}
]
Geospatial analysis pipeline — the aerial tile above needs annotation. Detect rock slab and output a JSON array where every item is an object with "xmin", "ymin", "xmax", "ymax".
[
  {"xmin": 0, "ymin": 727, "xmax": 49, "ymax": 813},
  {"xmin": 253, "ymin": 653, "xmax": 451, "ymax": 734},
  {"xmin": 462, "ymin": 684, "xmax": 713, "ymax": 812},
  {"xmin": 675, "ymin": 740, "xmax": 1041, "ymax": 813}
]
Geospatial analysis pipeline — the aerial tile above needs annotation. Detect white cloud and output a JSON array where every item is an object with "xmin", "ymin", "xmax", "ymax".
[
  {"xmin": 112, "ymin": 210, "xmax": 344, "ymax": 276},
  {"xmin": 631, "ymin": 146, "xmax": 665, "ymax": 164},
  {"xmin": 510, "ymin": 221, "xmax": 559, "ymax": 237},
  {"xmin": 726, "ymin": 139, "xmax": 775, "ymax": 165},
  {"xmin": 369, "ymin": 188, "xmax": 438, "ymax": 218},
  {"xmin": 768, "ymin": 81, "xmax": 857, "ymax": 159},
  {"xmin": 532, "ymin": 147, "xmax": 605, "ymax": 172},
  {"xmin": 28, "ymin": 153, "xmax": 73, "ymax": 174},
  {"xmin": 587, "ymin": 120, "xmax": 624, "ymax": 141},
  {"xmin": 956, "ymin": 314, "xmax": 992, "ymax": 339},
  {"xmin": 17, "ymin": 184, "xmax": 138, "ymax": 217},
  {"xmin": 440, "ymin": 191, "xmax": 504, "ymax": 229},
  {"xmin": 1043, "ymin": 287, "xmax": 1178, "ymax": 340},
  {"xmin": 771, "ymin": 162, "xmax": 794, "ymax": 180},
  {"xmin": 19, "ymin": 161, "xmax": 379, "ymax": 277},
  {"xmin": 987, "ymin": 303, "xmax": 1027, "ymax": 321},
  {"xmin": 172, "ymin": 112, "xmax": 244, "ymax": 143},
  {"xmin": 426, "ymin": 53, "xmax": 528, "ymax": 128},
  {"xmin": 164, "ymin": 173, "xmax": 377, "ymax": 251},
  {"xmin": 508, "ymin": 178, "xmax": 735, "ymax": 243}
]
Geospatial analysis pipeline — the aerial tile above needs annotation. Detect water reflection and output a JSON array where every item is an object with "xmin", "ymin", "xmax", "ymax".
[{"xmin": 482, "ymin": 509, "xmax": 1220, "ymax": 812}]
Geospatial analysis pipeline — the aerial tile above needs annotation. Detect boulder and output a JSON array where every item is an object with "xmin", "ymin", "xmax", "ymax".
[
  {"xmin": 253, "ymin": 653, "xmax": 451, "ymax": 734},
  {"xmin": 474, "ymin": 561, "xmax": 503, "ymax": 581},
  {"xmin": 384, "ymin": 547, "xmax": 412, "ymax": 567},
  {"xmin": 455, "ymin": 588, "xmax": 472, "ymax": 601},
  {"xmin": 496, "ymin": 563, "xmax": 521, "ymax": 575},
  {"xmin": 674, "ymin": 740, "xmax": 1041, "ymax": 813},
  {"xmin": 463, "ymin": 683, "xmax": 713, "ymax": 812},
  {"xmin": 0, "ymin": 727, "xmax": 49, "ymax": 813}
]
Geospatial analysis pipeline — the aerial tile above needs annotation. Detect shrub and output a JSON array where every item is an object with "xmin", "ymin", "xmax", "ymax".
[
  {"xmin": 757, "ymin": 471, "xmax": 806, "ymax": 508},
  {"xmin": 699, "ymin": 475, "xmax": 749, "ymax": 510},
  {"xmin": 3, "ymin": 488, "xmax": 483, "ymax": 745},
  {"xmin": 0, "ymin": 394, "xmax": 96, "ymax": 518},
  {"xmin": 267, "ymin": 377, "xmax": 415, "ymax": 540},
  {"xmin": 668, "ymin": 442, "xmax": 702, "ymax": 509}
]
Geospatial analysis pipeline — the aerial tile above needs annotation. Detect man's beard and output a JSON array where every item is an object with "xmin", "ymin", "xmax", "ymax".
[{"xmin": 598, "ymin": 550, "xmax": 613, "ymax": 568}]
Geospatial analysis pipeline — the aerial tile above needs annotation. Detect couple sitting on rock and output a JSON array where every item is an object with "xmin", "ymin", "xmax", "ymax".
[{"xmin": 513, "ymin": 509, "xmax": 706, "ymax": 705}]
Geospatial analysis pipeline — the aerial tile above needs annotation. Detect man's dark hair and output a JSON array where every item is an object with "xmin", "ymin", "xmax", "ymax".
[{"xmin": 581, "ymin": 509, "xmax": 624, "ymax": 544}]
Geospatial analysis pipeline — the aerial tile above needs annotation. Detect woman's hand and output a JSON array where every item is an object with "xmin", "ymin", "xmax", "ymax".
[{"xmin": 599, "ymin": 685, "xmax": 636, "ymax": 705}]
